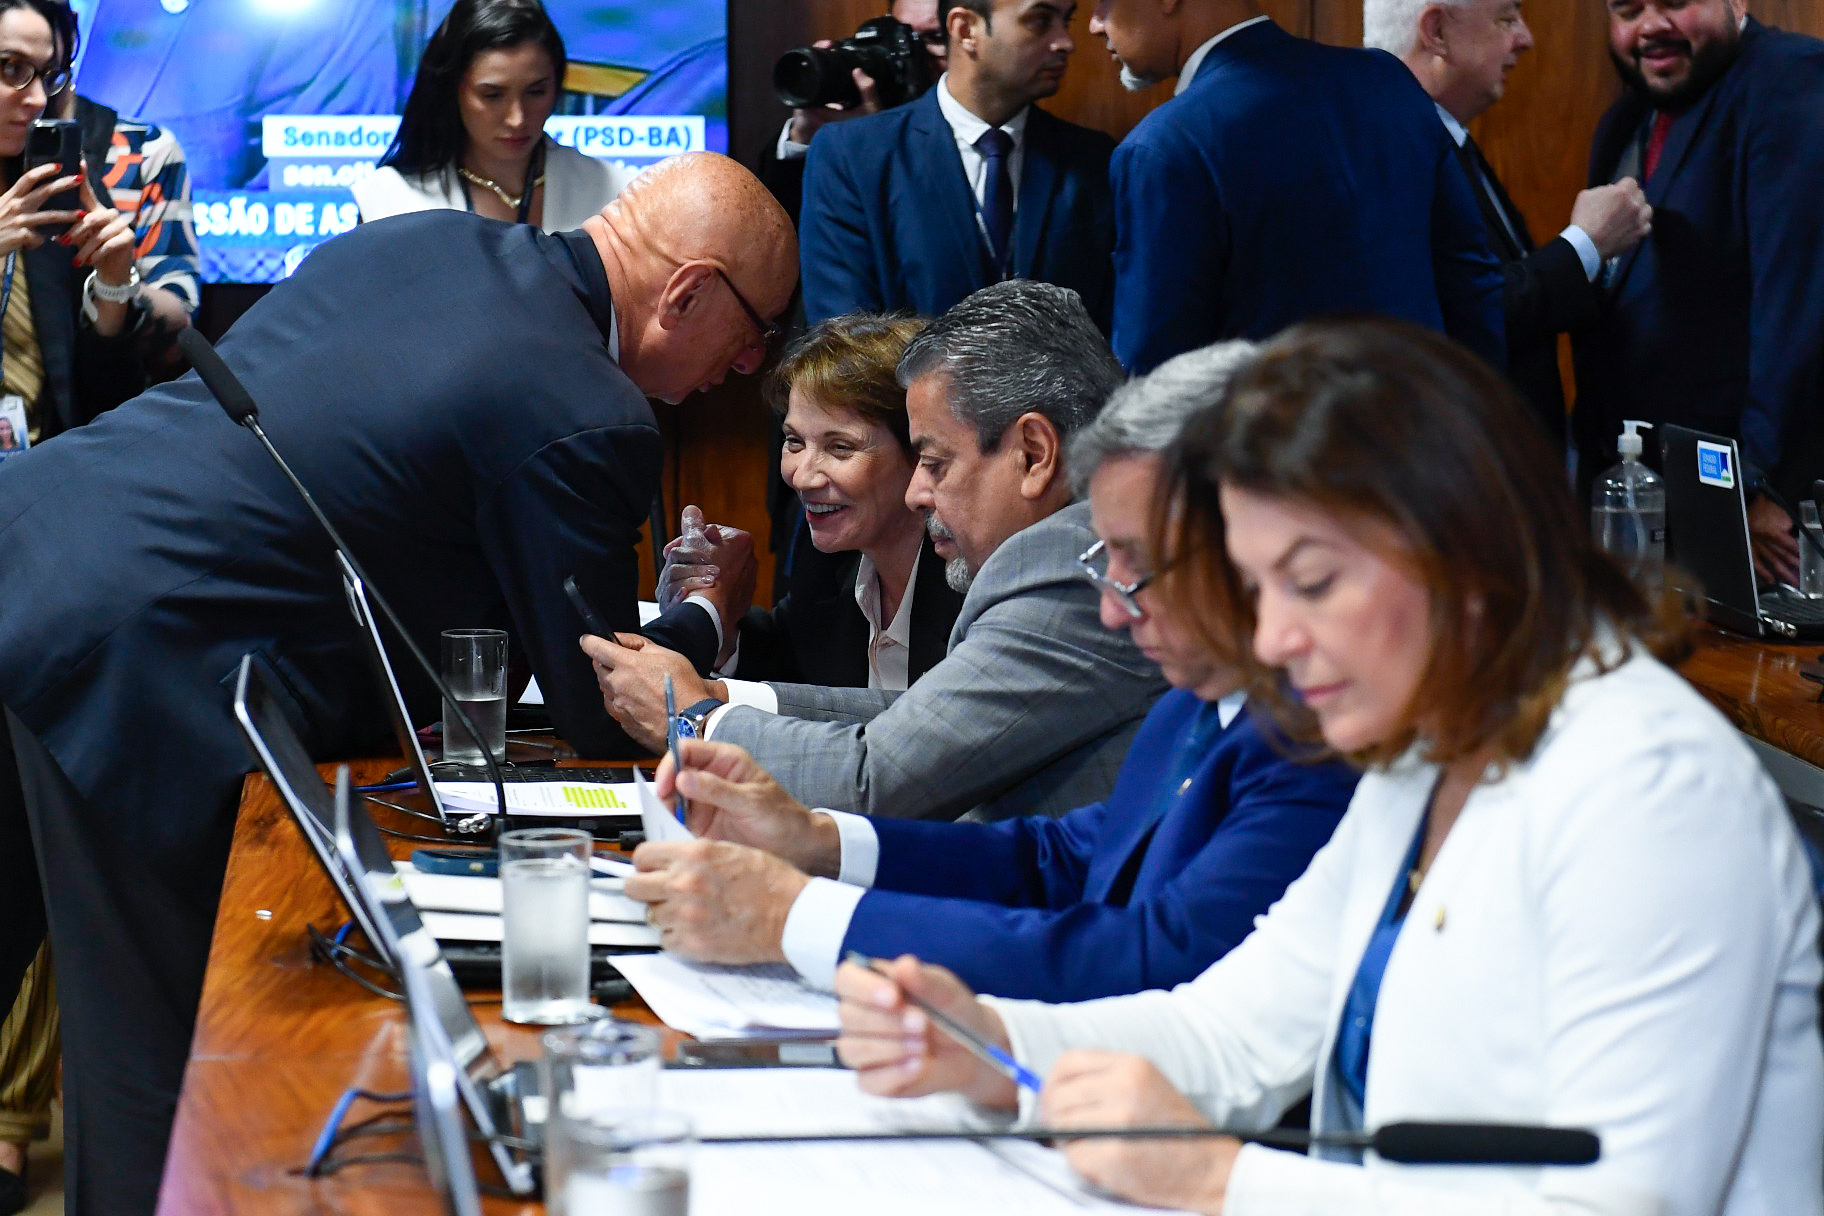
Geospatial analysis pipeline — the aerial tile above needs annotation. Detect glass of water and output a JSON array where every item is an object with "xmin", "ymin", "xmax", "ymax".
[
  {"xmin": 541, "ymin": 1021, "xmax": 663, "ymax": 1216},
  {"xmin": 551, "ymin": 1109, "xmax": 692, "ymax": 1216},
  {"xmin": 500, "ymin": 827, "xmax": 596, "ymax": 1025},
  {"xmin": 441, "ymin": 627, "xmax": 508, "ymax": 765}
]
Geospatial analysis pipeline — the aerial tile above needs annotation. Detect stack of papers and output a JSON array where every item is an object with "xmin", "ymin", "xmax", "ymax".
[
  {"xmin": 610, "ymin": 954, "xmax": 838, "ymax": 1040},
  {"xmin": 433, "ymin": 779, "xmax": 641, "ymax": 817},
  {"xmin": 395, "ymin": 863, "xmax": 661, "ymax": 949},
  {"xmin": 660, "ymin": 1069, "xmax": 1194, "ymax": 1215}
]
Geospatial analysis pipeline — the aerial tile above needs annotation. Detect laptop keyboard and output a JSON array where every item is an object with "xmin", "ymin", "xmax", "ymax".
[
  {"xmin": 1758, "ymin": 592, "xmax": 1824, "ymax": 625},
  {"xmin": 430, "ymin": 765, "xmax": 640, "ymax": 784}
]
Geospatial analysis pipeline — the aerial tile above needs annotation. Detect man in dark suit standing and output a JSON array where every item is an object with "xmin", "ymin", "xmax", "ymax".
[
  {"xmin": 1573, "ymin": 0, "xmax": 1824, "ymax": 585},
  {"xmin": 0, "ymin": 153, "xmax": 794, "ymax": 1216},
  {"xmin": 1088, "ymin": 0, "xmax": 1504, "ymax": 373},
  {"xmin": 799, "ymin": 0, "xmax": 1117, "ymax": 328},
  {"xmin": 1369, "ymin": 0, "xmax": 1652, "ymax": 444}
]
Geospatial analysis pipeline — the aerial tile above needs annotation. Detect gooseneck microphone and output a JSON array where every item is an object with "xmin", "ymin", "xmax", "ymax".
[
  {"xmin": 178, "ymin": 327, "xmax": 508, "ymax": 829},
  {"xmin": 699, "ymin": 1119, "xmax": 1602, "ymax": 1167}
]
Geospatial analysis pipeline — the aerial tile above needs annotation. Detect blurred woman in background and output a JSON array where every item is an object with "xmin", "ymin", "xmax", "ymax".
[{"xmin": 354, "ymin": 0, "xmax": 635, "ymax": 228}]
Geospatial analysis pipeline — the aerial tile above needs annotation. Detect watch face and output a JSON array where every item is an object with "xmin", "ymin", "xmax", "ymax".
[{"xmin": 676, "ymin": 716, "xmax": 700, "ymax": 739}]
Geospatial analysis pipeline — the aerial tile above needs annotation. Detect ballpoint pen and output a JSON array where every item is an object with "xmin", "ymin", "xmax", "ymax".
[
  {"xmin": 846, "ymin": 951, "xmax": 1044, "ymax": 1093},
  {"xmin": 664, "ymin": 673, "xmax": 688, "ymax": 823}
]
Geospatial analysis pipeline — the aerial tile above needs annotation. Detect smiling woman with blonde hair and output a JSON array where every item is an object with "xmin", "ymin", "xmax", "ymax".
[{"xmin": 832, "ymin": 318, "xmax": 1823, "ymax": 1216}]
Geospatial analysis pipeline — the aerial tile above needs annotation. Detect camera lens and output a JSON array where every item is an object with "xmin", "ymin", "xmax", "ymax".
[{"xmin": 773, "ymin": 47, "xmax": 862, "ymax": 109}]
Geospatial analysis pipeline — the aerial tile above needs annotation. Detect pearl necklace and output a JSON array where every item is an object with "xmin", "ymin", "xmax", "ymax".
[{"xmin": 458, "ymin": 166, "xmax": 545, "ymax": 210}]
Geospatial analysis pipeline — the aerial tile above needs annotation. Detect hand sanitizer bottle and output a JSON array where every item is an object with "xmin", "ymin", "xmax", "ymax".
[{"xmin": 1592, "ymin": 420, "xmax": 1665, "ymax": 591}]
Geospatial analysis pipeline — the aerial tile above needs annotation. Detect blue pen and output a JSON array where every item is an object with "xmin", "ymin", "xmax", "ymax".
[
  {"xmin": 664, "ymin": 674, "xmax": 688, "ymax": 825},
  {"xmin": 845, "ymin": 951, "xmax": 1043, "ymax": 1093}
]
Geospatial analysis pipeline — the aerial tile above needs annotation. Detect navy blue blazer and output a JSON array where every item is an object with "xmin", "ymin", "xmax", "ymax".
[
  {"xmin": 1572, "ymin": 19, "xmax": 1824, "ymax": 501},
  {"xmin": 1109, "ymin": 21, "xmax": 1504, "ymax": 373},
  {"xmin": 842, "ymin": 691, "xmax": 1357, "ymax": 1001},
  {"xmin": 799, "ymin": 87, "xmax": 1116, "ymax": 328}
]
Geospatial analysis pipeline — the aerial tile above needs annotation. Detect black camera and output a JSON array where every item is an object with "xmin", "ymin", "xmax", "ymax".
[{"xmin": 773, "ymin": 16, "xmax": 938, "ymax": 111}]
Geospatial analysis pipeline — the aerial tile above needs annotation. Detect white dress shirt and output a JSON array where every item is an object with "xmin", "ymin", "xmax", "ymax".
[
  {"xmin": 1435, "ymin": 104, "xmax": 1602, "ymax": 281},
  {"xmin": 1174, "ymin": 16, "xmax": 1271, "ymax": 96},
  {"xmin": 987, "ymin": 649, "xmax": 1824, "ymax": 1215},
  {"xmin": 711, "ymin": 555, "xmax": 919, "ymax": 731},
  {"xmin": 778, "ymin": 694, "xmax": 1249, "ymax": 988}
]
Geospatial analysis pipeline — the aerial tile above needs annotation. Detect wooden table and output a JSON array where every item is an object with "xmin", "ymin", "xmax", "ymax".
[
  {"xmin": 157, "ymin": 757, "xmax": 662, "ymax": 1215},
  {"xmin": 159, "ymin": 627, "xmax": 1824, "ymax": 1213}
]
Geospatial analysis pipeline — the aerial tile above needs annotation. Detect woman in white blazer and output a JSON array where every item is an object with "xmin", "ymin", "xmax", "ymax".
[
  {"xmin": 352, "ymin": 0, "xmax": 636, "ymax": 231},
  {"xmin": 835, "ymin": 319, "xmax": 1824, "ymax": 1216}
]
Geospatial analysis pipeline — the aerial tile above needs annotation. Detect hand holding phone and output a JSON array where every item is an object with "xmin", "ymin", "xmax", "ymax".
[{"xmin": 22, "ymin": 119, "xmax": 81, "ymax": 239}]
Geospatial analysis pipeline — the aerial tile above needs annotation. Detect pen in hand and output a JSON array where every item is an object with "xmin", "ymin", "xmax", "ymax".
[
  {"xmin": 845, "ymin": 951, "xmax": 1043, "ymax": 1093},
  {"xmin": 664, "ymin": 673, "xmax": 688, "ymax": 824}
]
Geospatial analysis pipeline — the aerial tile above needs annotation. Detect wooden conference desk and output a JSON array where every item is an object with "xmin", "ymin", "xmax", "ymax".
[{"xmin": 158, "ymin": 627, "xmax": 1824, "ymax": 1214}]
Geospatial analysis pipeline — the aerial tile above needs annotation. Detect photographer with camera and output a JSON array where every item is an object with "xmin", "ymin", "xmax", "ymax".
[{"xmin": 797, "ymin": 0, "xmax": 1115, "ymax": 328}]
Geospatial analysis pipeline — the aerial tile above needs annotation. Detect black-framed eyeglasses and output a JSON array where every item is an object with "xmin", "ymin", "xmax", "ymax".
[
  {"xmin": 1078, "ymin": 539, "xmax": 1155, "ymax": 620},
  {"xmin": 715, "ymin": 266, "xmax": 782, "ymax": 349},
  {"xmin": 0, "ymin": 53, "xmax": 70, "ymax": 97},
  {"xmin": 915, "ymin": 28, "xmax": 948, "ymax": 46}
]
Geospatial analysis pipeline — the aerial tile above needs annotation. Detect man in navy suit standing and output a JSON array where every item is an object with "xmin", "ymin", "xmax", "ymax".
[
  {"xmin": 1369, "ymin": 0, "xmax": 1652, "ymax": 444},
  {"xmin": 799, "ymin": 0, "xmax": 1117, "ymax": 328},
  {"xmin": 1088, "ymin": 0, "xmax": 1504, "ymax": 373},
  {"xmin": 617, "ymin": 341, "xmax": 1356, "ymax": 1002},
  {"xmin": 1572, "ymin": 0, "xmax": 1824, "ymax": 586}
]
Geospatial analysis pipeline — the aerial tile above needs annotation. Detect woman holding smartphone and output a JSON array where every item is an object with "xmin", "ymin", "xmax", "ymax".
[{"xmin": 835, "ymin": 320, "xmax": 1823, "ymax": 1216}]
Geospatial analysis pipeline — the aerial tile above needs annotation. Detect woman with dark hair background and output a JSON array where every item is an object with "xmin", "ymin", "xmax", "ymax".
[
  {"xmin": 353, "ymin": 0, "xmax": 635, "ymax": 227},
  {"xmin": 0, "ymin": 1, "xmax": 147, "ymax": 1207},
  {"xmin": 833, "ymin": 319, "xmax": 1823, "ymax": 1216}
]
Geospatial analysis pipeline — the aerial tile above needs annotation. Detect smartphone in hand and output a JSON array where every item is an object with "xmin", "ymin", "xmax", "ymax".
[
  {"xmin": 24, "ymin": 119, "xmax": 81, "ymax": 239},
  {"xmin": 563, "ymin": 574, "xmax": 621, "ymax": 645}
]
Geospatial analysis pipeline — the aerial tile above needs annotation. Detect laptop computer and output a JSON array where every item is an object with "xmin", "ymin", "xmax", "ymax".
[
  {"xmin": 407, "ymin": 1011, "xmax": 486, "ymax": 1216},
  {"xmin": 328, "ymin": 766, "xmax": 542, "ymax": 1196},
  {"xmin": 336, "ymin": 554, "xmax": 643, "ymax": 838},
  {"xmin": 1662, "ymin": 425, "xmax": 1824, "ymax": 641}
]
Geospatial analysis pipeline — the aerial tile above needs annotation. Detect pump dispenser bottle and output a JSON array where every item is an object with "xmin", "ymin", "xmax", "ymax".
[{"xmin": 1592, "ymin": 420, "xmax": 1665, "ymax": 591}]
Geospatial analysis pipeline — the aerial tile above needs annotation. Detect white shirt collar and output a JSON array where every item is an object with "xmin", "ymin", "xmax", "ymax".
[
  {"xmin": 1434, "ymin": 102, "xmax": 1470, "ymax": 147},
  {"xmin": 1175, "ymin": 15, "xmax": 1272, "ymax": 96},
  {"xmin": 1216, "ymin": 692, "xmax": 1246, "ymax": 729},
  {"xmin": 852, "ymin": 552, "xmax": 919, "ymax": 691},
  {"xmin": 935, "ymin": 72, "xmax": 1031, "ymax": 146}
]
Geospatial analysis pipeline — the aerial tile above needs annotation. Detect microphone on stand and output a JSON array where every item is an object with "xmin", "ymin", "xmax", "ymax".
[
  {"xmin": 178, "ymin": 327, "xmax": 508, "ymax": 830},
  {"xmin": 698, "ymin": 1119, "xmax": 1602, "ymax": 1166}
]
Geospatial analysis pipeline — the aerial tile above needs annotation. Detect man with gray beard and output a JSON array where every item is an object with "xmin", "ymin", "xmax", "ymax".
[{"xmin": 594, "ymin": 280, "xmax": 1167, "ymax": 822}]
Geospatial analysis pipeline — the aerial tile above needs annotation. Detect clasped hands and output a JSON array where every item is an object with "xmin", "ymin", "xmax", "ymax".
[
  {"xmin": 621, "ymin": 738, "xmax": 842, "ymax": 962},
  {"xmin": 834, "ymin": 956, "xmax": 1240, "ymax": 1213}
]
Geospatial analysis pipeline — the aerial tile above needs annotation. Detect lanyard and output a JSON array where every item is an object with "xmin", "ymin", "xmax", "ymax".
[{"xmin": 0, "ymin": 251, "xmax": 17, "ymax": 395}]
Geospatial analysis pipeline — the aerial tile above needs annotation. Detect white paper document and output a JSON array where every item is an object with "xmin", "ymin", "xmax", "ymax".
[
  {"xmin": 395, "ymin": 863, "xmax": 645, "ymax": 923},
  {"xmin": 610, "ymin": 954, "xmax": 837, "ymax": 1039},
  {"xmin": 634, "ymin": 766, "xmax": 693, "ymax": 843},
  {"xmin": 418, "ymin": 910, "xmax": 660, "ymax": 949},
  {"xmin": 433, "ymin": 779, "xmax": 640, "ymax": 817},
  {"xmin": 660, "ymin": 1068, "xmax": 1193, "ymax": 1215}
]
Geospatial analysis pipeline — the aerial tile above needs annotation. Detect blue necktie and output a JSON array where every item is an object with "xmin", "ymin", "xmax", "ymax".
[{"xmin": 975, "ymin": 126, "xmax": 1014, "ymax": 276}]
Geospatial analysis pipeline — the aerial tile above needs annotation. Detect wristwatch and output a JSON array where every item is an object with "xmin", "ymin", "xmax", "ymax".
[
  {"xmin": 85, "ymin": 266, "xmax": 141, "ymax": 304},
  {"xmin": 675, "ymin": 697, "xmax": 723, "ymax": 739}
]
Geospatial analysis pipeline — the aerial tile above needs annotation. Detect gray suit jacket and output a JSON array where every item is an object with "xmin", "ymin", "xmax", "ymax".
[{"xmin": 710, "ymin": 501, "xmax": 1168, "ymax": 822}]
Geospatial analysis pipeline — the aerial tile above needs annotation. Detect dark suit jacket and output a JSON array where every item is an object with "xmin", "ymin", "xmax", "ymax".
[
  {"xmin": 0, "ymin": 213, "xmax": 699, "ymax": 877},
  {"xmin": 1573, "ymin": 19, "xmax": 1824, "ymax": 500},
  {"xmin": 799, "ymin": 87, "xmax": 1116, "ymax": 327},
  {"xmin": 660, "ymin": 529, "xmax": 963, "ymax": 687},
  {"xmin": 842, "ymin": 692, "xmax": 1357, "ymax": 1001},
  {"xmin": 1109, "ymin": 20, "xmax": 1504, "ymax": 373},
  {"xmin": 1449, "ymin": 135, "xmax": 1596, "ymax": 445}
]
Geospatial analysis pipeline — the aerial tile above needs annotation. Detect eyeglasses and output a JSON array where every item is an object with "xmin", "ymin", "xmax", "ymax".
[
  {"xmin": 715, "ymin": 266, "xmax": 782, "ymax": 349},
  {"xmin": 1078, "ymin": 540, "xmax": 1155, "ymax": 620},
  {"xmin": 915, "ymin": 29, "xmax": 948, "ymax": 47},
  {"xmin": 0, "ymin": 53, "xmax": 70, "ymax": 97}
]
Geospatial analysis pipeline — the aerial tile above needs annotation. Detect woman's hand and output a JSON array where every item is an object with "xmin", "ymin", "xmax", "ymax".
[
  {"xmin": 834, "ymin": 955, "xmax": 1019, "ymax": 1110},
  {"xmin": 66, "ymin": 174, "xmax": 135, "ymax": 285},
  {"xmin": 655, "ymin": 737, "xmax": 839, "ymax": 877},
  {"xmin": 0, "ymin": 163, "xmax": 82, "ymax": 259},
  {"xmin": 1042, "ymin": 1051, "xmax": 1238, "ymax": 1215}
]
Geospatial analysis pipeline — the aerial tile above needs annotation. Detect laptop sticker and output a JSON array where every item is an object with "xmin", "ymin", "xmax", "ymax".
[{"xmin": 1696, "ymin": 440, "xmax": 1734, "ymax": 489}]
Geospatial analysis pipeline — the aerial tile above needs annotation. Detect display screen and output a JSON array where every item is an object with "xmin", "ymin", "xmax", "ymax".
[{"xmin": 72, "ymin": 0, "xmax": 728, "ymax": 284}]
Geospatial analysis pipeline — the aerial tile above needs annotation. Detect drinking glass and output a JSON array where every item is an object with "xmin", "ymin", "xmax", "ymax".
[
  {"xmin": 441, "ymin": 628, "xmax": 507, "ymax": 765},
  {"xmin": 500, "ymin": 828, "xmax": 595, "ymax": 1025}
]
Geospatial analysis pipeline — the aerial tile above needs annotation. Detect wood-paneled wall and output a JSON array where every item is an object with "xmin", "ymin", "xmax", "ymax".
[{"xmin": 680, "ymin": 0, "xmax": 1824, "ymax": 604}]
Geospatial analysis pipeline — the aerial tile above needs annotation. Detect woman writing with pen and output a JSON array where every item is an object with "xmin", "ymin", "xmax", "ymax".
[{"xmin": 834, "ymin": 319, "xmax": 1823, "ymax": 1215}]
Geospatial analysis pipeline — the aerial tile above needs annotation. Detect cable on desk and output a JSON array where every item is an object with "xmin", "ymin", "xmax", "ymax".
[
  {"xmin": 354, "ymin": 780, "xmax": 418, "ymax": 793},
  {"xmin": 365, "ymin": 795, "xmax": 447, "ymax": 826},
  {"xmin": 307, "ymin": 922, "xmax": 402, "ymax": 1001},
  {"xmin": 304, "ymin": 1086, "xmax": 413, "ymax": 1176}
]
